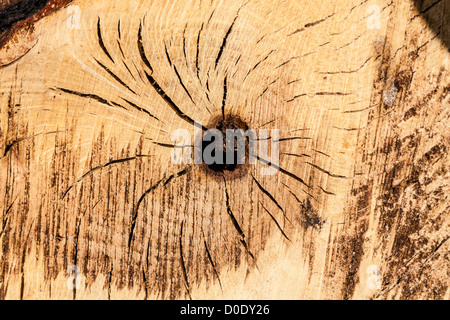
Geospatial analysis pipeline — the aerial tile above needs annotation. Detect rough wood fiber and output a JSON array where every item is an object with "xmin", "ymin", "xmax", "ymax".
[{"xmin": 0, "ymin": 0, "xmax": 448, "ymax": 300}]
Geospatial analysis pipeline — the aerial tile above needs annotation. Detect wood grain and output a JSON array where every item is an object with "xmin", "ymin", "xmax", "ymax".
[{"xmin": 0, "ymin": 0, "xmax": 448, "ymax": 300}]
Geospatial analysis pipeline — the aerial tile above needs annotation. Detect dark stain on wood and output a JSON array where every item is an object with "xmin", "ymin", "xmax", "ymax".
[{"xmin": 411, "ymin": 0, "xmax": 449, "ymax": 51}]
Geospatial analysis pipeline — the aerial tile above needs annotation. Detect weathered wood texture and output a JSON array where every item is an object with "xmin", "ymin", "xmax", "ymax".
[{"xmin": 0, "ymin": 0, "xmax": 448, "ymax": 299}]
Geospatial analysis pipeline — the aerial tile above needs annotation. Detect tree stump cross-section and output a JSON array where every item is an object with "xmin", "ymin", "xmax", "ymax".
[{"xmin": 0, "ymin": 0, "xmax": 448, "ymax": 300}]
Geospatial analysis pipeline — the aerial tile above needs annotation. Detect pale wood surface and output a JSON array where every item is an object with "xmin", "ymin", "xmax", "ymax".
[{"xmin": 0, "ymin": 0, "xmax": 448, "ymax": 299}]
